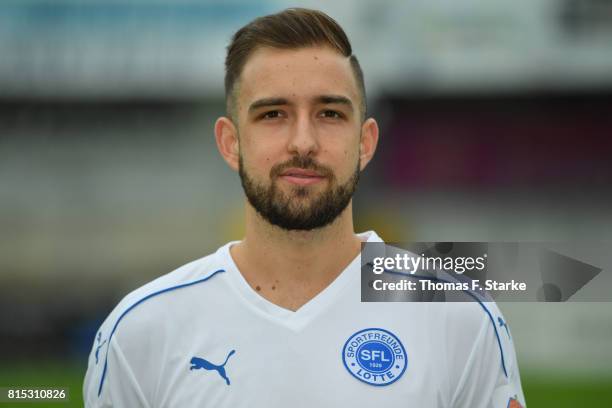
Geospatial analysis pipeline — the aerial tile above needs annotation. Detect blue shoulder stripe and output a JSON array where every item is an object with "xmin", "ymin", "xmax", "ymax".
[
  {"xmin": 381, "ymin": 269, "xmax": 509, "ymax": 378},
  {"xmin": 98, "ymin": 269, "xmax": 226, "ymax": 396}
]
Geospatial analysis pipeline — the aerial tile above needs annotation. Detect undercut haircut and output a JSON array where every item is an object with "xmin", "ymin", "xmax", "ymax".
[{"xmin": 224, "ymin": 8, "xmax": 367, "ymax": 122}]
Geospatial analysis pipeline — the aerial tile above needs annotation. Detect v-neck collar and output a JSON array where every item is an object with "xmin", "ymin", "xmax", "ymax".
[{"xmin": 220, "ymin": 231, "xmax": 381, "ymax": 331}]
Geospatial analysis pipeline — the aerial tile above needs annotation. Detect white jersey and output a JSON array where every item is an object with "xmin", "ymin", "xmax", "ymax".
[{"xmin": 84, "ymin": 231, "xmax": 526, "ymax": 407}]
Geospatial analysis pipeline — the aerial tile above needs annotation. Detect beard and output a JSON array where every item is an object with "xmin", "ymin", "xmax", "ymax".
[{"xmin": 239, "ymin": 154, "xmax": 360, "ymax": 231}]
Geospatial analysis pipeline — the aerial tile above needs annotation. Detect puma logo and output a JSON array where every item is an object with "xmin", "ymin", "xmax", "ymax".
[
  {"xmin": 94, "ymin": 332, "xmax": 106, "ymax": 365},
  {"xmin": 95, "ymin": 339, "xmax": 107, "ymax": 364},
  {"xmin": 190, "ymin": 350, "xmax": 236, "ymax": 385},
  {"xmin": 498, "ymin": 316, "xmax": 511, "ymax": 339}
]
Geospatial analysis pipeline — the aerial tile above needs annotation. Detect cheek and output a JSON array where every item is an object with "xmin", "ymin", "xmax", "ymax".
[
  {"xmin": 257, "ymin": 153, "xmax": 275, "ymax": 169},
  {"xmin": 241, "ymin": 136, "xmax": 279, "ymax": 171},
  {"xmin": 244, "ymin": 150, "xmax": 279, "ymax": 180},
  {"xmin": 328, "ymin": 146, "xmax": 360, "ymax": 178}
]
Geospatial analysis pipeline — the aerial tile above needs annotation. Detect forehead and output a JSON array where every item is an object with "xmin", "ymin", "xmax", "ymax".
[{"xmin": 237, "ymin": 46, "xmax": 359, "ymax": 109}]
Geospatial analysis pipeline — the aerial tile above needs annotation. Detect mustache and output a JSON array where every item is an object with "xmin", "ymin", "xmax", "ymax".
[{"xmin": 270, "ymin": 156, "xmax": 334, "ymax": 179}]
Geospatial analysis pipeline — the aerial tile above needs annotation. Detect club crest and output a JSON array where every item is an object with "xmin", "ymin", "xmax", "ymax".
[{"xmin": 342, "ymin": 328, "xmax": 407, "ymax": 386}]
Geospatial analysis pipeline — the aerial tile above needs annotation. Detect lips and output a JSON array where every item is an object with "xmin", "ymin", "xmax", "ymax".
[
  {"xmin": 281, "ymin": 168, "xmax": 322, "ymax": 177},
  {"xmin": 279, "ymin": 168, "xmax": 326, "ymax": 185}
]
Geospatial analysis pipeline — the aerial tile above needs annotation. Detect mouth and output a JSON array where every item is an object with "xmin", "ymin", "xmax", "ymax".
[{"xmin": 279, "ymin": 168, "xmax": 326, "ymax": 186}]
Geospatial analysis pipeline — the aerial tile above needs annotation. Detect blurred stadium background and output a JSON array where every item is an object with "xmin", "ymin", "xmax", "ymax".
[{"xmin": 1, "ymin": 0, "xmax": 612, "ymax": 406}]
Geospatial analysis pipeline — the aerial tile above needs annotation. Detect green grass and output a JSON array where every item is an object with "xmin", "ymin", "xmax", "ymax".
[
  {"xmin": 1, "ymin": 360, "xmax": 611, "ymax": 407},
  {"xmin": 522, "ymin": 375, "xmax": 612, "ymax": 407}
]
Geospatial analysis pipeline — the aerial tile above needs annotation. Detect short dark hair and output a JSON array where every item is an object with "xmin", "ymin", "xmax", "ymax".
[{"xmin": 224, "ymin": 8, "xmax": 366, "ymax": 121}]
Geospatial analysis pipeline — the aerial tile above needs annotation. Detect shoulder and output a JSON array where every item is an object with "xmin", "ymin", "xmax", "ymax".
[
  {"xmin": 84, "ymin": 245, "xmax": 232, "ymax": 404},
  {"xmin": 431, "ymin": 268, "xmax": 517, "ymax": 379},
  {"xmin": 441, "ymin": 298, "xmax": 516, "ymax": 380},
  {"xmin": 101, "ymin": 245, "xmax": 230, "ymax": 339},
  {"xmin": 440, "ymin": 301, "xmax": 524, "ymax": 407},
  {"xmin": 119, "ymin": 251, "xmax": 225, "ymax": 310}
]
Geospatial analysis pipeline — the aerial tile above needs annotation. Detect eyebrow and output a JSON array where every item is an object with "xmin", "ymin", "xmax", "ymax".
[
  {"xmin": 248, "ymin": 95, "xmax": 354, "ymax": 114},
  {"xmin": 316, "ymin": 95, "xmax": 354, "ymax": 111},
  {"xmin": 248, "ymin": 97, "xmax": 288, "ymax": 113}
]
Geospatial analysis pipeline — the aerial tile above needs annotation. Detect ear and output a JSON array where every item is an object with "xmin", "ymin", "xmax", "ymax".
[
  {"xmin": 359, "ymin": 118, "xmax": 379, "ymax": 171},
  {"xmin": 214, "ymin": 116, "xmax": 240, "ymax": 172}
]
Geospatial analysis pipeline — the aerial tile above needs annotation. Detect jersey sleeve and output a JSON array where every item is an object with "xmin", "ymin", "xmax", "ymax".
[
  {"xmin": 83, "ymin": 323, "xmax": 151, "ymax": 408},
  {"xmin": 82, "ymin": 255, "xmax": 222, "ymax": 407},
  {"xmin": 450, "ymin": 303, "xmax": 526, "ymax": 408}
]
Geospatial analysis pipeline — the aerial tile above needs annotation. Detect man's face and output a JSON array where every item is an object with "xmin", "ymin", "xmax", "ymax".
[{"xmin": 234, "ymin": 46, "xmax": 365, "ymax": 231}]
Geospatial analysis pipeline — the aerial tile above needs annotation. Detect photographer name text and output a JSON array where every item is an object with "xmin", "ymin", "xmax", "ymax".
[{"xmin": 372, "ymin": 279, "xmax": 527, "ymax": 292}]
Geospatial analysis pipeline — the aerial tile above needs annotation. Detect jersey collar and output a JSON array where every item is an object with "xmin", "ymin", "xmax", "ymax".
[{"xmin": 220, "ymin": 231, "xmax": 382, "ymax": 331}]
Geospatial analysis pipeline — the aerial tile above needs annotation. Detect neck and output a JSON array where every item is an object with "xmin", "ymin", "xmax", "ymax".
[{"xmin": 230, "ymin": 201, "xmax": 363, "ymax": 311}]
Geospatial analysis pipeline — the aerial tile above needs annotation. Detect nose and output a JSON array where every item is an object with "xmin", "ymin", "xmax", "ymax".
[{"xmin": 287, "ymin": 113, "xmax": 319, "ymax": 157}]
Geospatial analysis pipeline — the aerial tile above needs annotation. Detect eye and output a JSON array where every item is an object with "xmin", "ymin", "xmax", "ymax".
[
  {"xmin": 260, "ymin": 110, "xmax": 283, "ymax": 120},
  {"xmin": 320, "ymin": 110, "xmax": 343, "ymax": 119}
]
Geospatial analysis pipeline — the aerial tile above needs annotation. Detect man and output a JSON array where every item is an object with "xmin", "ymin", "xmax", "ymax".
[{"xmin": 84, "ymin": 8, "xmax": 526, "ymax": 407}]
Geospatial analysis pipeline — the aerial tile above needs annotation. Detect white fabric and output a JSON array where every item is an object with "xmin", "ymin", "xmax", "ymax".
[{"xmin": 84, "ymin": 231, "xmax": 526, "ymax": 407}]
